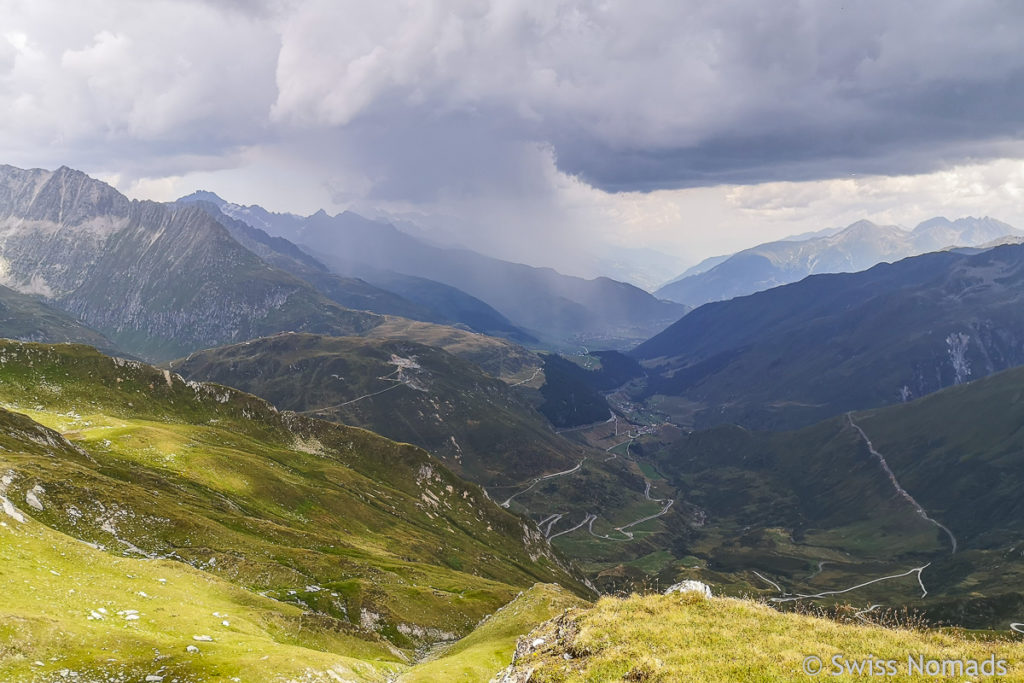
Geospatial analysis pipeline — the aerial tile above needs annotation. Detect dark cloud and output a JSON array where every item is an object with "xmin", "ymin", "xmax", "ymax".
[
  {"xmin": 264, "ymin": 0, "xmax": 1024, "ymax": 195},
  {"xmin": 3, "ymin": 0, "xmax": 1023, "ymax": 214}
]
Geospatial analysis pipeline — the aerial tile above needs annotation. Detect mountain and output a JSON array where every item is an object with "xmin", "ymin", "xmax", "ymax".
[
  {"xmin": 178, "ymin": 194, "xmax": 536, "ymax": 343},
  {"xmin": 656, "ymin": 217, "xmax": 1021, "ymax": 307},
  {"xmin": 0, "ymin": 165, "xmax": 382, "ymax": 362},
  {"xmin": 658, "ymin": 226, "xmax": 846, "ymax": 290},
  {"xmin": 634, "ymin": 243, "xmax": 1024, "ymax": 430},
  {"xmin": 635, "ymin": 360, "xmax": 1024, "ymax": 628},
  {"xmin": 354, "ymin": 269, "xmax": 537, "ymax": 344},
  {"xmin": 170, "ymin": 333, "xmax": 584, "ymax": 486},
  {"xmin": 662, "ymin": 253, "xmax": 731, "ymax": 285},
  {"xmin": 0, "ymin": 340, "xmax": 590, "ymax": 679},
  {"xmin": 197, "ymin": 195, "xmax": 687, "ymax": 348},
  {"xmin": 0, "ymin": 283, "xmax": 118, "ymax": 353},
  {"xmin": 535, "ymin": 351, "xmax": 645, "ymax": 428}
]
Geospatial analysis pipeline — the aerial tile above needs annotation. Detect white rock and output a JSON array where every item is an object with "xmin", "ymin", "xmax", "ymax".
[
  {"xmin": 221, "ymin": 620, "xmax": 230, "ymax": 627},
  {"xmin": 145, "ymin": 676, "xmax": 163, "ymax": 682},
  {"xmin": 1, "ymin": 496, "xmax": 25, "ymax": 523},
  {"xmin": 186, "ymin": 645, "xmax": 199, "ymax": 654},
  {"xmin": 26, "ymin": 485, "xmax": 45, "ymax": 511},
  {"xmin": 193, "ymin": 635, "xmax": 213, "ymax": 642},
  {"xmin": 531, "ymin": 638, "xmax": 545, "ymax": 648},
  {"xmin": 664, "ymin": 580, "xmax": 712, "ymax": 598}
]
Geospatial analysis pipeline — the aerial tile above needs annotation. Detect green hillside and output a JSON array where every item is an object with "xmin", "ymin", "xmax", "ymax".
[
  {"xmin": 366, "ymin": 317, "xmax": 543, "ymax": 383},
  {"xmin": 0, "ymin": 340, "xmax": 591, "ymax": 680},
  {"xmin": 599, "ymin": 362, "xmax": 1024, "ymax": 628},
  {"xmin": 0, "ymin": 284, "xmax": 118, "ymax": 354},
  {"xmin": 171, "ymin": 334, "xmax": 581, "ymax": 486},
  {"xmin": 169, "ymin": 335, "xmax": 676, "ymax": 589},
  {"xmin": 0, "ymin": 513, "xmax": 401, "ymax": 682}
]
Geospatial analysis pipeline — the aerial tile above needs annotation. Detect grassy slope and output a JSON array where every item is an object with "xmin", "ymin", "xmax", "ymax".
[
  {"xmin": 504, "ymin": 592, "xmax": 1024, "ymax": 682},
  {"xmin": 0, "ymin": 285, "xmax": 118, "ymax": 355},
  {"xmin": 366, "ymin": 318, "xmax": 542, "ymax": 383},
  {"xmin": 0, "ymin": 517, "xmax": 399, "ymax": 683},
  {"xmin": 171, "ymin": 334, "xmax": 679, "ymax": 595},
  {"xmin": 0, "ymin": 341, "xmax": 589, "ymax": 670},
  {"xmin": 400, "ymin": 584, "xmax": 587, "ymax": 682},
  {"xmin": 171, "ymin": 334, "xmax": 580, "ymax": 486}
]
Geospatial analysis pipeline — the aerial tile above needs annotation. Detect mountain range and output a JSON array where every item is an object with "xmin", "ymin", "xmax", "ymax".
[
  {"xmin": 179, "ymin": 194, "xmax": 538, "ymax": 344},
  {"xmin": 657, "ymin": 216, "xmax": 1021, "ymax": 307},
  {"xmin": 635, "ymin": 242, "xmax": 1024, "ymax": 430},
  {"xmin": 0, "ymin": 282, "xmax": 117, "ymax": 354},
  {"xmin": 189, "ymin": 192, "xmax": 688, "ymax": 348},
  {"xmin": 0, "ymin": 165, "xmax": 384, "ymax": 361}
]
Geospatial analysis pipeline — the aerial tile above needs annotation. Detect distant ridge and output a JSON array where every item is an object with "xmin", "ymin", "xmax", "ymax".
[{"xmin": 657, "ymin": 216, "xmax": 1021, "ymax": 306}]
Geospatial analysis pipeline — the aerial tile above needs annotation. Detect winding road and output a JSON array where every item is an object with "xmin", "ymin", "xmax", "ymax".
[
  {"xmin": 548, "ymin": 514, "xmax": 595, "ymax": 539},
  {"xmin": 847, "ymin": 415, "xmax": 958, "ymax": 553},
  {"xmin": 499, "ymin": 460, "xmax": 584, "ymax": 508},
  {"xmin": 758, "ymin": 563, "xmax": 931, "ymax": 603},
  {"xmin": 494, "ymin": 410, "xmax": 676, "ymax": 543},
  {"xmin": 304, "ymin": 366, "xmax": 415, "ymax": 414},
  {"xmin": 508, "ymin": 367, "xmax": 543, "ymax": 387}
]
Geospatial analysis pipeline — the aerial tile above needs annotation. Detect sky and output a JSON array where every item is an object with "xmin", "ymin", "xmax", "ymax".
[{"xmin": 2, "ymin": 0, "xmax": 1024, "ymax": 286}]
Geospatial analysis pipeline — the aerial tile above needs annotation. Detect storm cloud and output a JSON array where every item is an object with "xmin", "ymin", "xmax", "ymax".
[
  {"xmin": 2, "ymin": 0, "xmax": 1023, "ymax": 277},
  {"xmin": 266, "ymin": 0, "xmax": 1024, "ymax": 191}
]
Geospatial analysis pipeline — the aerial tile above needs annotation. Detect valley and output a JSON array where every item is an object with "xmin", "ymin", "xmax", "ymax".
[
  {"xmin": 5, "ymin": 5, "xmax": 1024, "ymax": 679},
  {"xmin": 1, "ymin": 163, "xmax": 1024, "ymax": 680}
]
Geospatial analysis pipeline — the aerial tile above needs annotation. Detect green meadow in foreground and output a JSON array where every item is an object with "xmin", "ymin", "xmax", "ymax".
[{"xmin": 500, "ymin": 591, "xmax": 1024, "ymax": 682}]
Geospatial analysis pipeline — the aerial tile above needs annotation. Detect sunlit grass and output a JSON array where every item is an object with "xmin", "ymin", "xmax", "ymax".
[{"xmin": 516, "ymin": 592, "xmax": 1024, "ymax": 682}]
